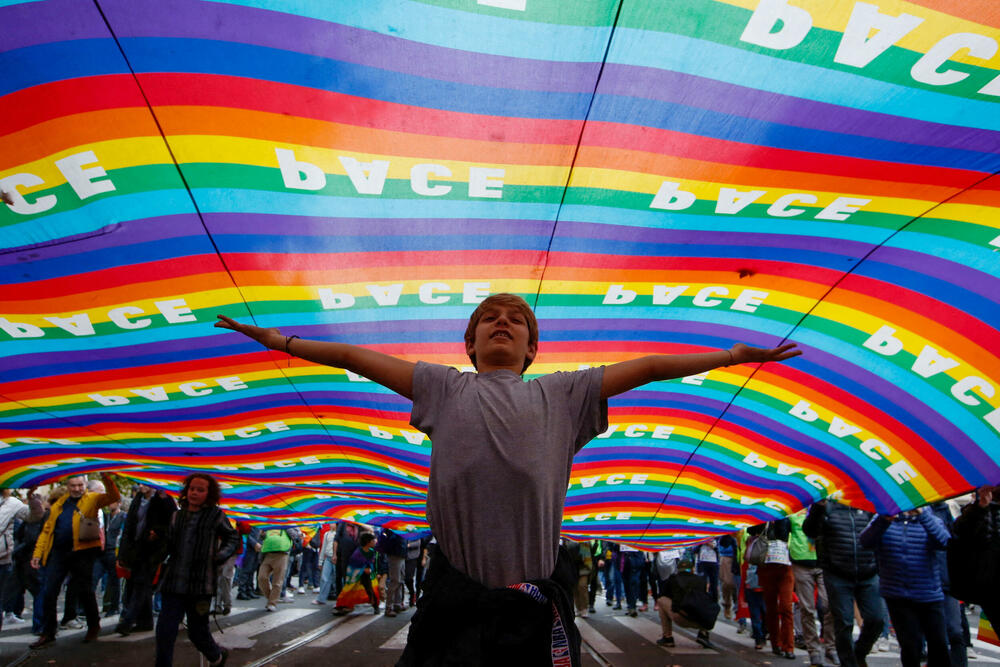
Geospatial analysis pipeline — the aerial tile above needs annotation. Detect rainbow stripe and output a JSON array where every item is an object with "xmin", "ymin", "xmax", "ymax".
[{"xmin": 1, "ymin": 0, "xmax": 999, "ymax": 547}]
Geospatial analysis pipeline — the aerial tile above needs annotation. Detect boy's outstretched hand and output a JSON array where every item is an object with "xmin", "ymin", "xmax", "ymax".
[
  {"xmin": 730, "ymin": 342, "xmax": 801, "ymax": 365},
  {"xmin": 215, "ymin": 314, "xmax": 285, "ymax": 350}
]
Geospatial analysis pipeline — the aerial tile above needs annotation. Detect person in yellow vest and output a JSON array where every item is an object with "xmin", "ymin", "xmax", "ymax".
[{"xmin": 29, "ymin": 473, "xmax": 120, "ymax": 648}]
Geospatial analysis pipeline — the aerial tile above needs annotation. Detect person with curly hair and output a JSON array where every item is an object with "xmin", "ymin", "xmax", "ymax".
[{"xmin": 154, "ymin": 473, "xmax": 239, "ymax": 667}]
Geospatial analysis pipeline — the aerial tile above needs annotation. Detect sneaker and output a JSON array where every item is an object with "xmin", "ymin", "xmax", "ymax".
[
  {"xmin": 60, "ymin": 618, "xmax": 84, "ymax": 630},
  {"xmin": 656, "ymin": 636, "xmax": 675, "ymax": 648},
  {"xmin": 588, "ymin": 606, "xmax": 596, "ymax": 614},
  {"xmin": 876, "ymin": 637, "xmax": 890, "ymax": 652},
  {"xmin": 5, "ymin": 613, "xmax": 25, "ymax": 624},
  {"xmin": 638, "ymin": 603, "xmax": 648, "ymax": 612},
  {"xmin": 284, "ymin": 590, "xmax": 295, "ymax": 599},
  {"xmin": 696, "ymin": 631, "xmax": 715, "ymax": 649},
  {"xmin": 605, "ymin": 599, "xmax": 613, "ymax": 607},
  {"xmin": 312, "ymin": 587, "xmax": 321, "ymax": 593},
  {"xmin": 311, "ymin": 599, "xmax": 325, "ymax": 605},
  {"xmin": 967, "ymin": 649, "xmax": 979, "ymax": 660},
  {"xmin": 613, "ymin": 603, "xmax": 622, "ymax": 610},
  {"xmin": 577, "ymin": 609, "xmax": 588, "ymax": 618},
  {"xmin": 385, "ymin": 609, "xmax": 397, "ymax": 618},
  {"xmin": 296, "ymin": 586, "xmax": 305, "ymax": 594},
  {"xmin": 265, "ymin": 604, "xmax": 277, "ymax": 612}
]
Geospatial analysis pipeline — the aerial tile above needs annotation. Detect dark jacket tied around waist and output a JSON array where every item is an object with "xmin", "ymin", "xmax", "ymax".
[{"xmin": 397, "ymin": 543, "xmax": 581, "ymax": 667}]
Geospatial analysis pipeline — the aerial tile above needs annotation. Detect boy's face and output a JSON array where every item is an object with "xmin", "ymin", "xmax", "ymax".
[{"xmin": 466, "ymin": 303, "xmax": 537, "ymax": 371}]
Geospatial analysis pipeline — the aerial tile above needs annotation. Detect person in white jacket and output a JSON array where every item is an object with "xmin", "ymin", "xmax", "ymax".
[
  {"xmin": 312, "ymin": 524, "xmax": 337, "ymax": 605},
  {"xmin": 0, "ymin": 487, "xmax": 43, "ymax": 632}
]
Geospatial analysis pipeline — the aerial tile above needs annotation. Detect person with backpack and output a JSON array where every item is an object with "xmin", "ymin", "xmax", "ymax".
[
  {"xmin": 660, "ymin": 553, "xmax": 719, "ymax": 648},
  {"xmin": 757, "ymin": 518, "xmax": 795, "ymax": 660},
  {"xmin": 30, "ymin": 474, "xmax": 120, "ymax": 648},
  {"xmin": 376, "ymin": 527, "xmax": 407, "ymax": 617},
  {"xmin": 743, "ymin": 524, "xmax": 769, "ymax": 650},
  {"xmin": 652, "ymin": 548, "xmax": 681, "ymax": 647},
  {"xmin": 257, "ymin": 527, "xmax": 292, "ymax": 611}
]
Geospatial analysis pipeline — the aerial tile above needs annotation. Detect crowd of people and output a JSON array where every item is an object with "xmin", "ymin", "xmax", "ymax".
[
  {"xmin": 565, "ymin": 484, "xmax": 998, "ymax": 667},
  {"xmin": 0, "ymin": 475, "xmax": 996, "ymax": 666},
  {"xmin": 0, "ymin": 472, "xmax": 431, "ymax": 665}
]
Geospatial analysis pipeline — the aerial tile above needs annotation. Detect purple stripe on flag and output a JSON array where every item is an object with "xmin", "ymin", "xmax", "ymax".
[
  {"xmin": 99, "ymin": 0, "xmax": 602, "ymax": 93},
  {"xmin": 597, "ymin": 64, "xmax": 1000, "ymax": 155}
]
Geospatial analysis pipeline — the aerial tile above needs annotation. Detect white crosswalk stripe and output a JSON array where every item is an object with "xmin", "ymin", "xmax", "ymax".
[
  {"xmin": 380, "ymin": 622, "xmax": 411, "ymax": 649},
  {"xmin": 308, "ymin": 612, "xmax": 381, "ymax": 648},
  {"xmin": 577, "ymin": 618, "xmax": 622, "ymax": 653},
  {"xmin": 211, "ymin": 608, "xmax": 315, "ymax": 648},
  {"xmin": 112, "ymin": 607, "xmax": 257, "ymax": 642},
  {"xmin": 612, "ymin": 614, "xmax": 718, "ymax": 655}
]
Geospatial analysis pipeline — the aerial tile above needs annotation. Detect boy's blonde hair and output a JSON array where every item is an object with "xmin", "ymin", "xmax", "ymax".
[{"xmin": 464, "ymin": 293, "xmax": 539, "ymax": 373}]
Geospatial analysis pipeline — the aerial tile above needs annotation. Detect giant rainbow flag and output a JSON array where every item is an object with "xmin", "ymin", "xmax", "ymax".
[{"xmin": 2, "ymin": 0, "xmax": 998, "ymax": 547}]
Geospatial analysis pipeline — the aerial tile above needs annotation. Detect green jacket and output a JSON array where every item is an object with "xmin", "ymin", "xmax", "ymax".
[
  {"xmin": 261, "ymin": 529, "xmax": 292, "ymax": 554},
  {"xmin": 788, "ymin": 512, "xmax": 818, "ymax": 563}
]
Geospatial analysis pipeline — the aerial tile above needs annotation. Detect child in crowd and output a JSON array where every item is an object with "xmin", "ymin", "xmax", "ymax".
[
  {"xmin": 217, "ymin": 292, "xmax": 799, "ymax": 665},
  {"xmin": 334, "ymin": 533, "xmax": 379, "ymax": 615}
]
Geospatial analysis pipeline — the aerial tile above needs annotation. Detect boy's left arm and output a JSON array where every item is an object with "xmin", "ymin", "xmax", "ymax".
[{"xmin": 600, "ymin": 342, "xmax": 801, "ymax": 399}]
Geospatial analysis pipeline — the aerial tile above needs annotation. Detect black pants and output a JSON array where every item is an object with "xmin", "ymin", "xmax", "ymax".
[
  {"xmin": 155, "ymin": 593, "xmax": 222, "ymax": 667},
  {"xmin": 93, "ymin": 549, "xmax": 120, "ymax": 612},
  {"xmin": 885, "ymin": 597, "xmax": 951, "ymax": 667},
  {"xmin": 360, "ymin": 571, "xmax": 377, "ymax": 606},
  {"xmin": 42, "ymin": 547, "xmax": 100, "ymax": 637},
  {"xmin": 404, "ymin": 558, "xmax": 419, "ymax": 602},
  {"xmin": 120, "ymin": 561, "xmax": 155, "ymax": 628},
  {"xmin": 236, "ymin": 548, "xmax": 259, "ymax": 595}
]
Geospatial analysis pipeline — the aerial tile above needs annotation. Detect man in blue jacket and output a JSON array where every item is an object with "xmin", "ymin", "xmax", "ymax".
[{"xmin": 859, "ymin": 506, "xmax": 951, "ymax": 667}]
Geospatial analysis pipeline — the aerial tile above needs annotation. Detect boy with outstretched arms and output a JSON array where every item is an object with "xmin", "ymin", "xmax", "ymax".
[{"xmin": 217, "ymin": 293, "xmax": 799, "ymax": 665}]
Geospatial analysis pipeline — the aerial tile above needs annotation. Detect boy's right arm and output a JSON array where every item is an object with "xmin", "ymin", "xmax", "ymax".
[{"xmin": 215, "ymin": 315, "xmax": 415, "ymax": 399}]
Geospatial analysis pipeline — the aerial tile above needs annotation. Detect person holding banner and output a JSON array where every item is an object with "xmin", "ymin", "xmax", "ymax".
[
  {"xmin": 216, "ymin": 293, "xmax": 799, "ymax": 666},
  {"xmin": 954, "ymin": 484, "xmax": 999, "ymax": 641}
]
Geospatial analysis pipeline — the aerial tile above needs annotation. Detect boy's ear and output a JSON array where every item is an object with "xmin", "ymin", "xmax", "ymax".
[
  {"xmin": 525, "ymin": 342, "xmax": 537, "ymax": 363},
  {"xmin": 465, "ymin": 338, "xmax": 476, "ymax": 357}
]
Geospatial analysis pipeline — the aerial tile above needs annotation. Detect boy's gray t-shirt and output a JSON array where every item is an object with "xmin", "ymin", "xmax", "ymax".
[{"xmin": 410, "ymin": 361, "xmax": 608, "ymax": 589}]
